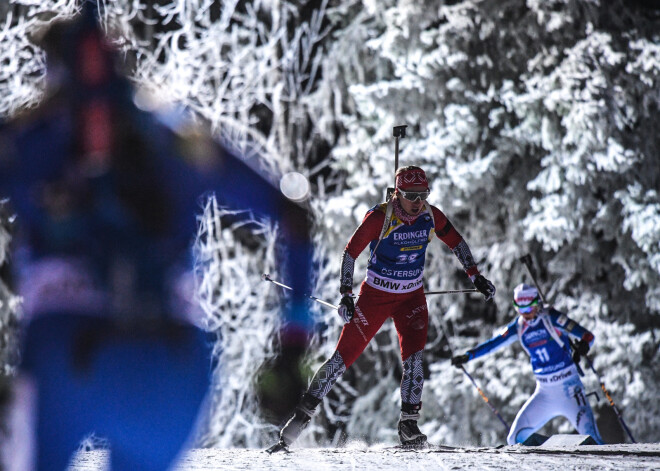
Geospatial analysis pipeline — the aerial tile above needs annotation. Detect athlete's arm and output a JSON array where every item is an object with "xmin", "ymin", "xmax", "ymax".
[
  {"xmin": 467, "ymin": 318, "xmax": 519, "ymax": 361},
  {"xmin": 431, "ymin": 206, "xmax": 479, "ymax": 279},
  {"xmin": 339, "ymin": 208, "xmax": 385, "ymax": 293},
  {"xmin": 548, "ymin": 308, "xmax": 595, "ymax": 346}
]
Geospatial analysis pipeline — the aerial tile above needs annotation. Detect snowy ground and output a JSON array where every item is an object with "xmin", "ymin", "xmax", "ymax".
[{"xmin": 69, "ymin": 443, "xmax": 660, "ymax": 471}]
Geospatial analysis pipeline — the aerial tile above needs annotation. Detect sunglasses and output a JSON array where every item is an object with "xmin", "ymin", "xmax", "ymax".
[
  {"xmin": 399, "ymin": 189, "xmax": 430, "ymax": 202},
  {"xmin": 513, "ymin": 297, "xmax": 540, "ymax": 313}
]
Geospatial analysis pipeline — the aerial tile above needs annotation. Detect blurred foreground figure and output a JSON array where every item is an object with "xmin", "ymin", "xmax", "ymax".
[
  {"xmin": 451, "ymin": 283, "xmax": 604, "ymax": 445},
  {"xmin": 0, "ymin": 5, "xmax": 313, "ymax": 470}
]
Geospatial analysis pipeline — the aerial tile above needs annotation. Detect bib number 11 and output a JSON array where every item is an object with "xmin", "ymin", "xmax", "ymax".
[{"xmin": 535, "ymin": 348, "xmax": 550, "ymax": 362}]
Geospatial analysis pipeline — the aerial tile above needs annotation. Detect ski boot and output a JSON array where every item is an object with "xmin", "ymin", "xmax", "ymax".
[
  {"xmin": 397, "ymin": 402, "xmax": 427, "ymax": 448},
  {"xmin": 266, "ymin": 393, "xmax": 321, "ymax": 453}
]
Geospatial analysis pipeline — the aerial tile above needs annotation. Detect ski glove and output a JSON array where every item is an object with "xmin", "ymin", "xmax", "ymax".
[
  {"xmin": 572, "ymin": 339, "xmax": 590, "ymax": 364},
  {"xmin": 451, "ymin": 353, "xmax": 470, "ymax": 368},
  {"xmin": 338, "ymin": 294, "xmax": 355, "ymax": 323},
  {"xmin": 472, "ymin": 275, "xmax": 496, "ymax": 302}
]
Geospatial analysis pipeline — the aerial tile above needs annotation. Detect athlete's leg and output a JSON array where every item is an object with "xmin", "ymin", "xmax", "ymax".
[
  {"xmin": 399, "ymin": 351, "xmax": 424, "ymax": 405},
  {"xmin": 95, "ymin": 324, "xmax": 211, "ymax": 471},
  {"xmin": 311, "ymin": 292, "xmax": 390, "ymax": 400},
  {"xmin": 277, "ymin": 350, "xmax": 349, "ymax": 447},
  {"xmin": 507, "ymin": 384, "xmax": 560, "ymax": 445},
  {"xmin": 306, "ymin": 350, "xmax": 347, "ymax": 400},
  {"xmin": 22, "ymin": 316, "xmax": 98, "ymax": 471},
  {"xmin": 559, "ymin": 378, "xmax": 605, "ymax": 444},
  {"xmin": 277, "ymin": 285, "xmax": 391, "ymax": 448},
  {"xmin": 391, "ymin": 290, "xmax": 428, "ymax": 445},
  {"xmin": 335, "ymin": 285, "xmax": 392, "ymax": 368},
  {"xmin": 391, "ymin": 290, "xmax": 428, "ymax": 405}
]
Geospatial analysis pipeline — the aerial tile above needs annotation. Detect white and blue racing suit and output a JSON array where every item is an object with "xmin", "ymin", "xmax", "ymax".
[{"xmin": 466, "ymin": 308, "xmax": 604, "ymax": 445}]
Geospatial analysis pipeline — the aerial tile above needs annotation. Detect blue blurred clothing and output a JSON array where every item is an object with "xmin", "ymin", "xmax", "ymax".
[
  {"xmin": 0, "ymin": 98, "xmax": 312, "ymax": 332},
  {"xmin": 23, "ymin": 315, "xmax": 210, "ymax": 471},
  {"xmin": 0, "ymin": 6, "xmax": 313, "ymax": 470},
  {"xmin": 0, "ymin": 2, "xmax": 312, "ymax": 332}
]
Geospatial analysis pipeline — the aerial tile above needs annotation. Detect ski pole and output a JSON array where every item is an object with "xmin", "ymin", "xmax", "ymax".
[
  {"xmin": 518, "ymin": 254, "xmax": 548, "ymax": 304},
  {"xmin": 264, "ymin": 274, "xmax": 478, "ymax": 311},
  {"xmin": 386, "ymin": 125, "xmax": 408, "ymax": 201},
  {"xmin": 393, "ymin": 125, "xmax": 407, "ymax": 181},
  {"xmin": 460, "ymin": 365, "xmax": 510, "ymax": 431},
  {"xmin": 571, "ymin": 340, "xmax": 637, "ymax": 444},
  {"xmin": 519, "ymin": 254, "xmax": 586, "ymax": 376},
  {"xmin": 425, "ymin": 288, "xmax": 478, "ymax": 295},
  {"xmin": 262, "ymin": 274, "xmax": 339, "ymax": 310},
  {"xmin": 438, "ymin": 318, "xmax": 510, "ymax": 431}
]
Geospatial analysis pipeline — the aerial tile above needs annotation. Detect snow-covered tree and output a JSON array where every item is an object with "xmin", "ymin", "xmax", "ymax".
[{"xmin": 313, "ymin": 0, "xmax": 660, "ymax": 445}]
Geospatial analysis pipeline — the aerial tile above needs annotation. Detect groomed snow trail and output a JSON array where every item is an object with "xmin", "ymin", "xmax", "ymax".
[{"xmin": 69, "ymin": 443, "xmax": 660, "ymax": 470}]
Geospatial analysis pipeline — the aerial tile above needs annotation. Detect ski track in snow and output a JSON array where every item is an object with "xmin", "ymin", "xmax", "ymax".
[{"xmin": 68, "ymin": 443, "xmax": 660, "ymax": 470}]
